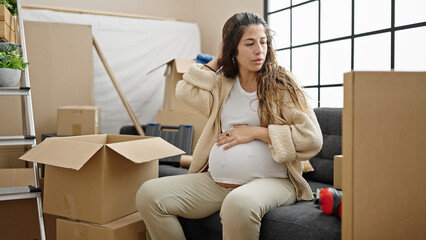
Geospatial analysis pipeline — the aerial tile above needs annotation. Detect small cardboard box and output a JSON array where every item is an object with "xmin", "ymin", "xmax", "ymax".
[
  {"xmin": 20, "ymin": 134, "xmax": 184, "ymax": 224},
  {"xmin": 57, "ymin": 212, "xmax": 146, "ymax": 240},
  {"xmin": 334, "ymin": 155, "xmax": 343, "ymax": 189},
  {"xmin": 163, "ymin": 59, "xmax": 196, "ymax": 111},
  {"xmin": 57, "ymin": 106, "xmax": 101, "ymax": 136},
  {"xmin": 0, "ymin": 5, "xmax": 15, "ymax": 42},
  {"xmin": 156, "ymin": 109, "xmax": 207, "ymax": 154},
  {"xmin": 0, "ymin": 169, "xmax": 40, "ymax": 240}
]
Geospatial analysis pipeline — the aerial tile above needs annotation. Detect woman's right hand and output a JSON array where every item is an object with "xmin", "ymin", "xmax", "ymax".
[{"xmin": 216, "ymin": 125, "xmax": 271, "ymax": 150}]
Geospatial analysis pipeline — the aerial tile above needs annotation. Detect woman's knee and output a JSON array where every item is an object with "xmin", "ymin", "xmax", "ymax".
[
  {"xmin": 220, "ymin": 190, "xmax": 262, "ymax": 224},
  {"xmin": 135, "ymin": 178, "xmax": 161, "ymax": 214}
]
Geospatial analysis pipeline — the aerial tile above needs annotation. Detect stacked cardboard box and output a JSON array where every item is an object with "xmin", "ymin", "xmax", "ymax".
[
  {"xmin": 19, "ymin": 134, "xmax": 184, "ymax": 239},
  {"xmin": 0, "ymin": 169, "xmax": 40, "ymax": 239},
  {"xmin": 56, "ymin": 212, "xmax": 146, "ymax": 240},
  {"xmin": 159, "ymin": 59, "xmax": 208, "ymax": 155},
  {"xmin": 0, "ymin": 168, "xmax": 58, "ymax": 239},
  {"xmin": 0, "ymin": 5, "xmax": 15, "ymax": 42},
  {"xmin": 0, "ymin": 21, "xmax": 94, "ymax": 170},
  {"xmin": 57, "ymin": 105, "xmax": 101, "ymax": 136}
]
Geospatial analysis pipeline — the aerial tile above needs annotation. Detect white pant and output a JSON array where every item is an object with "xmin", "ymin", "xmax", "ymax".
[{"xmin": 135, "ymin": 172, "xmax": 296, "ymax": 240}]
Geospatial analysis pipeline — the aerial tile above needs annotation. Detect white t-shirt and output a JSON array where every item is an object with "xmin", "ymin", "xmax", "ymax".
[{"xmin": 208, "ymin": 78, "xmax": 288, "ymax": 185}]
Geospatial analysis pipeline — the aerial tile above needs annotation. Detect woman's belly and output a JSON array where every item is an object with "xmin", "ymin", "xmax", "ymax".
[{"xmin": 208, "ymin": 140, "xmax": 288, "ymax": 185}]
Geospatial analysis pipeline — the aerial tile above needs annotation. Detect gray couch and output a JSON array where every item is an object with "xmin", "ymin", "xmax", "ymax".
[{"xmin": 121, "ymin": 107, "xmax": 342, "ymax": 239}]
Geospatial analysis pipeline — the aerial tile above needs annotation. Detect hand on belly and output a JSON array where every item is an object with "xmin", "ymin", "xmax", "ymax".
[{"xmin": 215, "ymin": 124, "xmax": 257, "ymax": 150}]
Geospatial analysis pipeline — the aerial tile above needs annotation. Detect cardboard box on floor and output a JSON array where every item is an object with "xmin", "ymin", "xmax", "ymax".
[
  {"xmin": 57, "ymin": 212, "xmax": 146, "ymax": 240},
  {"xmin": 163, "ymin": 59, "xmax": 196, "ymax": 111},
  {"xmin": 20, "ymin": 134, "xmax": 184, "ymax": 224},
  {"xmin": 0, "ymin": 169, "xmax": 61, "ymax": 240},
  {"xmin": 156, "ymin": 109, "xmax": 207, "ymax": 155},
  {"xmin": 342, "ymin": 72, "xmax": 426, "ymax": 239},
  {"xmin": 0, "ymin": 168, "xmax": 39, "ymax": 239},
  {"xmin": 44, "ymin": 214, "xmax": 59, "ymax": 240},
  {"xmin": 57, "ymin": 106, "xmax": 101, "ymax": 136}
]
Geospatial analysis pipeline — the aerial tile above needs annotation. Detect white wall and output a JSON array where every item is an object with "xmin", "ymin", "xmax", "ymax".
[
  {"xmin": 22, "ymin": 0, "xmax": 263, "ymax": 55},
  {"xmin": 194, "ymin": 0, "xmax": 264, "ymax": 55}
]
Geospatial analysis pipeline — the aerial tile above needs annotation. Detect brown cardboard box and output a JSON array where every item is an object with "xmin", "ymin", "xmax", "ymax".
[
  {"xmin": 0, "ymin": 21, "xmax": 94, "ymax": 144},
  {"xmin": 333, "ymin": 155, "xmax": 342, "ymax": 189},
  {"xmin": 57, "ymin": 106, "xmax": 101, "ymax": 136},
  {"xmin": 163, "ymin": 59, "xmax": 196, "ymax": 111},
  {"xmin": 57, "ymin": 212, "xmax": 146, "ymax": 240},
  {"xmin": 0, "ymin": 168, "xmax": 35, "ymax": 188},
  {"xmin": 0, "ymin": 22, "xmax": 15, "ymax": 42},
  {"xmin": 0, "ymin": 168, "xmax": 40, "ymax": 239},
  {"xmin": 0, "ymin": 5, "xmax": 15, "ymax": 42},
  {"xmin": 20, "ymin": 134, "xmax": 184, "ymax": 224},
  {"xmin": 0, "ymin": 169, "xmax": 58, "ymax": 239},
  {"xmin": 44, "ymin": 213, "xmax": 59, "ymax": 240},
  {"xmin": 0, "ymin": 146, "xmax": 27, "ymax": 168},
  {"xmin": 342, "ymin": 72, "xmax": 426, "ymax": 240},
  {"xmin": 156, "ymin": 109, "xmax": 207, "ymax": 154}
]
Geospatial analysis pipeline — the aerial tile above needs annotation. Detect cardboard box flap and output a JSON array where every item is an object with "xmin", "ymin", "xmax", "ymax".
[
  {"xmin": 107, "ymin": 137, "xmax": 185, "ymax": 164},
  {"xmin": 19, "ymin": 138, "xmax": 103, "ymax": 170},
  {"xmin": 59, "ymin": 134, "xmax": 107, "ymax": 144},
  {"xmin": 175, "ymin": 59, "xmax": 196, "ymax": 73}
]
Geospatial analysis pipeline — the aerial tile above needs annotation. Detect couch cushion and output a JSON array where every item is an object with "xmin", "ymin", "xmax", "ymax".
[
  {"xmin": 159, "ymin": 164, "xmax": 188, "ymax": 177},
  {"xmin": 303, "ymin": 108, "xmax": 342, "ymax": 185},
  {"xmin": 259, "ymin": 200, "xmax": 341, "ymax": 240},
  {"xmin": 304, "ymin": 156, "xmax": 334, "ymax": 185},
  {"xmin": 179, "ymin": 181, "xmax": 340, "ymax": 240}
]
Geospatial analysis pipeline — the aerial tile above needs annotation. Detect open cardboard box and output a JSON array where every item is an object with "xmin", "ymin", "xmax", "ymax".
[{"xmin": 20, "ymin": 134, "xmax": 184, "ymax": 224}]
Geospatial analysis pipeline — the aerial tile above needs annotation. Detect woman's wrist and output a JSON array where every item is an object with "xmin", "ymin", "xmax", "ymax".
[
  {"xmin": 254, "ymin": 126, "xmax": 271, "ymax": 144},
  {"xmin": 203, "ymin": 64, "xmax": 216, "ymax": 72},
  {"xmin": 202, "ymin": 55, "xmax": 220, "ymax": 72}
]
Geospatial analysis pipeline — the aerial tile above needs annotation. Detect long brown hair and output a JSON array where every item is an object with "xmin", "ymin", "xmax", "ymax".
[{"xmin": 217, "ymin": 12, "xmax": 308, "ymax": 126}]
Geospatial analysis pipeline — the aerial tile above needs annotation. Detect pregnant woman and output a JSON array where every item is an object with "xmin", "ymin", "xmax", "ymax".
[{"xmin": 135, "ymin": 12, "xmax": 322, "ymax": 240}]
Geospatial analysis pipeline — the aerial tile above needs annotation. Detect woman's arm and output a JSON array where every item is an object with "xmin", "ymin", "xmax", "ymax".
[
  {"xmin": 268, "ymin": 107, "xmax": 323, "ymax": 163},
  {"xmin": 175, "ymin": 63, "xmax": 219, "ymax": 118}
]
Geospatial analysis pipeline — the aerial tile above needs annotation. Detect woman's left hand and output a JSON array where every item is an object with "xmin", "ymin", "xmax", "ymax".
[{"xmin": 216, "ymin": 124, "xmax": 257, "ymax": 150}]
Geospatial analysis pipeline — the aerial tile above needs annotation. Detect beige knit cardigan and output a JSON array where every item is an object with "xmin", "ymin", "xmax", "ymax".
[{"xmin": 175, "ymin": 64, "xmax": 323, "ymax": 201}]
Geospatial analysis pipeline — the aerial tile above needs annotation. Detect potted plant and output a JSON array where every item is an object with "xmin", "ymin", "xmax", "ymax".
[{"xmin": 0, "ymin": 42, "xmax": 28, "ymax": 87}]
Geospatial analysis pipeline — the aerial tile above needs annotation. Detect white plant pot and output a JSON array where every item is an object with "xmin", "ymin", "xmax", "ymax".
[{"xmin": 0, "ymin": 68, "xmax": 22, "ymax": 87}]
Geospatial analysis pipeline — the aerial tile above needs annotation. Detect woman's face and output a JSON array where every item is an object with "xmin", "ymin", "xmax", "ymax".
[{"xmin": 235, "ymin": 24, "xmax": 268, "ymax": 74}]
